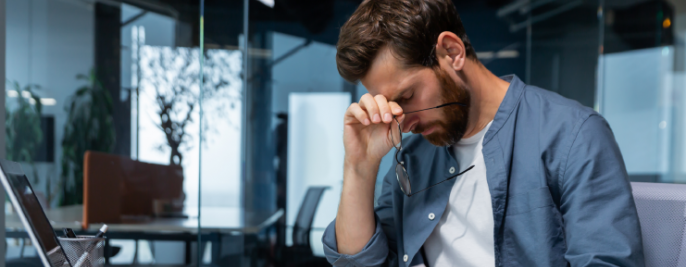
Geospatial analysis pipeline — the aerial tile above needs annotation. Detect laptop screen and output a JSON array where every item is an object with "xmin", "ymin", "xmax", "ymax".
[{"xmin": 2, "ymin": 164, "xmax": 71, "ymax": 266}]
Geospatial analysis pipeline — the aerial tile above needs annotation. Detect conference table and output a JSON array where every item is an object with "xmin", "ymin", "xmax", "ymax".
[{"xmin": 5, "ymin": 205, "xmax": 284, "ymax": 265}]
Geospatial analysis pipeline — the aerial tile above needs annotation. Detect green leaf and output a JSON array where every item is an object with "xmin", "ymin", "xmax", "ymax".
[{"xmin": 59, "ymin": 69, "xmax": 116, "ymax": 206}]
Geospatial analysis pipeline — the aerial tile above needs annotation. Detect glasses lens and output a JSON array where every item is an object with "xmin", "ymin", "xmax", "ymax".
[
  {"xmin": 396, "ymin": 163, "xmax": 411, "ymax": 196},
  {"xmin": 390, "ymin": 119, "xmax": 402, "ymax": 149}
]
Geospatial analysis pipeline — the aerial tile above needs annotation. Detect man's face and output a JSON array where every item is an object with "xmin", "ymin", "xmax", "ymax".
[{"xmin": 360, "ymin": 47, "xmax": 470, "ymax": 146}]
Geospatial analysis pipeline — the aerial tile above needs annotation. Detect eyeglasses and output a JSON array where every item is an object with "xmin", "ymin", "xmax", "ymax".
[{"xmin": 390, "ymin": 102, "xmax": 474, "ymax": 197}]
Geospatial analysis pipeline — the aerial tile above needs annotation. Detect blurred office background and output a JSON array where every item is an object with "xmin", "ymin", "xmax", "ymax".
[{"xmin": 0, "ymin": 0, "xmax": 683, "ymax": 266}]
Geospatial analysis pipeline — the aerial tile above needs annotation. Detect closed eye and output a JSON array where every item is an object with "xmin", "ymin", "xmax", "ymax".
[{"xmin": 397, "ymin": 92, "xmax": 414, "ymax": 105}]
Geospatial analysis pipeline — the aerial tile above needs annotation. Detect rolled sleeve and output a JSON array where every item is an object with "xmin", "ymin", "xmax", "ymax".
[{"xmin": 322, "ymin": 216, "xmax": 389, "ymax": 267}]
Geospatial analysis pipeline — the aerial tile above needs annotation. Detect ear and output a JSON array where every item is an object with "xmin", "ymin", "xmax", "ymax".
[{"xmin": 435, "ymin": 31, "xmax": 467, "ymax": 71}]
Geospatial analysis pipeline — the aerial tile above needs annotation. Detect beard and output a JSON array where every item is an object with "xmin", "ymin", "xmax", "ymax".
[{"xmin": 415, "ymin": 67, "xmax": 470, "ymax": 146}]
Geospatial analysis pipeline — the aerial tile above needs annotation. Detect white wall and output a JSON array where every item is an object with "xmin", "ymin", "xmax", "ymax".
[{"xmin": 287, "ymin": 92, "xmax": 348, "ymax": 256}]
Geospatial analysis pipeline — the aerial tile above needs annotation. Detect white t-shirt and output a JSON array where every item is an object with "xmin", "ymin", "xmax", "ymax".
[{"xmin": 424, "ymin": 121, "xmax": 495, "ymax": 267}]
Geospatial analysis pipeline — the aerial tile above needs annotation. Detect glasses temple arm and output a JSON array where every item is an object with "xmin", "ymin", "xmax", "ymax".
[
  {"xmin": 403, "ymin": 102, "xmax": 468, "ymax": 115},
  {"xmin": 407, "ymin": 165, "xmax": 475, "ymax": 196}
]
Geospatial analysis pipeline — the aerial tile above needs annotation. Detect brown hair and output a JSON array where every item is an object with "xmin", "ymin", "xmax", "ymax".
[{"xmin": 336, "ymin": 0, "xmax": 477, "ymax": 83}]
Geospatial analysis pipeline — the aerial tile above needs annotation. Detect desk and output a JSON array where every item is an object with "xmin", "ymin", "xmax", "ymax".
[
  {"xmin": 6, "ymin": 205, "xmax": 283, "ymax": 233},
  {"xmin": 5, "ymin": 206, "xmax": 284, "ymax": 265}
]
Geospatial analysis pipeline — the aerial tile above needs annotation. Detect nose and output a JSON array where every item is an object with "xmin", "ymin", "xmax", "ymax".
[{"xmin": 400, "ymin": 116, "xmax": 418, "ymax": 133}]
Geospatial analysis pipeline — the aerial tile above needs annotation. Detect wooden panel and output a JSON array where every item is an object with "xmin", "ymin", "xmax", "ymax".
[{"xmin": 83, "ymin": 151, "xmax": 183, "ymax": 229}]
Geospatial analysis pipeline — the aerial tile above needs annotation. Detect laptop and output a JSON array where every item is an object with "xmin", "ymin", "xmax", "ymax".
[{"xmin": 0, "ymin": 160, "xmax": 73, "ymax": 266}]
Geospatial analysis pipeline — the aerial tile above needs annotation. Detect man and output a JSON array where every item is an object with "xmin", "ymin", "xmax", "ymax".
[{"xmin": 322, "ymin": 0, "xmax": 644, "ymax": 266}]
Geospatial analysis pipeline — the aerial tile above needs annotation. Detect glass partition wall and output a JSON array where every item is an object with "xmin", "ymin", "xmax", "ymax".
[
  {"xmin": 507, "ymin": 0, "xmax": 686, "ymax": 185},
  {"xmin": 3, "ymin": 0, "xmax": 208, "ymax": 265},
  {"xmin": 196, "ymin": 0, "xmax": 245, "ymax": 266},
  {"xmin": 596, "ymin": 0, "xmax": 685, "ymax": 184},
  {"xmin": 223, "ymin": 1, "xmax": 367, "ymax": 266},
  {"xmin": 521, "ymin": 0, "xmax": 685, "ymax": 184}
]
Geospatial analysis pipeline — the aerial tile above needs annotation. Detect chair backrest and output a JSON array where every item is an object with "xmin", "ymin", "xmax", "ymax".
[
  {"xmin": 292, "ymin": 186, "xmax": 329, "ymax": 247},
  {"xmin": 631, "ymin": 182, "xmax": 686, "ymax": 267},
  {"xmin": 83, "ymin": 151, "xmax": 184, "ymax": 229}
]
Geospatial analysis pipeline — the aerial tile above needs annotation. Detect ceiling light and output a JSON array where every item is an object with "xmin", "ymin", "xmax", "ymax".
[
  {"xmin": 496, "ymin": 50, "xmax": 519, "ymax": 58},
  {"xmin": 40, "ymin": 98, "xmax": 56, "ymax": 106},
  {"xmin": 258, "ymin": 0, "xmax": 274, "ymax": 8},
  {"xmin": 476, "ymin": 51, "xmax": 494, "ymax": 59}
]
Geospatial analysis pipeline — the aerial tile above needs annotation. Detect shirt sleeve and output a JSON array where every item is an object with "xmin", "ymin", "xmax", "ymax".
[
  {"xmin": 322, "ymin": 216, "xmax": 389, "ymax": 267},
  {"xmin": 560, "ymin": 114, "xmax": 645, "ymax": 267},
  {"xmin": 322, "ymin": 163, "xmax": 399, "ymax": 267}
]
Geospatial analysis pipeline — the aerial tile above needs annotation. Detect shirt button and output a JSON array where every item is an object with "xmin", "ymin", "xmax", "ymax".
[
  {"xmin": 449, "ymin": 167, "xmax": 455, "ymax": 174},
  {"xmin": 428, "ymin": 213, "xmax": 435, "ymax": 220},
  {"xmin": 403, "ymin": 254, "xmax": 409, "ymax": 262}
]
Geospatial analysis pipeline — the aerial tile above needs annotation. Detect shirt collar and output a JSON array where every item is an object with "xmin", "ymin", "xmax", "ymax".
[{"xmin": 483, "ymin": 74, "xmax": 526, "ymax": 145}]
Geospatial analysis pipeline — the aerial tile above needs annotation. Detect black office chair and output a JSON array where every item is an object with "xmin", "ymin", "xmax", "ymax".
[
  {"xmin": 282, "ymin": 186, "xmax": 331, "ymax": 267},
  {"xmin": 241, "ymin": 186, "xmax": 331, "ymax": 267}
]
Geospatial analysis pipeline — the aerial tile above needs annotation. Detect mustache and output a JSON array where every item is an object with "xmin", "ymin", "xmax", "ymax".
[
  {"xmin": 411, "ymin": 122, "xmax": 434, "ymax": 134},
  {"xmin": 412, "ymin": 120, "xmax": 464, "ymax": 137},
  {"xmin": 418, "ymin": 122, "xmax": 466, "ymax": 145}
]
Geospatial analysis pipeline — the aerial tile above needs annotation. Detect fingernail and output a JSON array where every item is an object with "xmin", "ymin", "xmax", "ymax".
[
  {"xmin": 393, "ymin": 108, "xmax": 402, "ymax": 113},
  {"xmin": 373, "ymin": 114, "xmax": 381, "ymax": 123},
  {"xmin": 384, "ymin": 113, "xmax": 392, "ymax": 122},
  {"xmin": 364, "ymin": 119, "xmax": 370, "ymax": 125}
]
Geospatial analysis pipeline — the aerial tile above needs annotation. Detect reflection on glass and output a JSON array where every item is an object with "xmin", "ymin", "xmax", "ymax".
[
  {"xmin": 138, "ymin": 46, "xmax": 242, "ymax": 209},
  {"xmin": 4, "ymin": 0, "xmax": 212, "ymax": 265}
]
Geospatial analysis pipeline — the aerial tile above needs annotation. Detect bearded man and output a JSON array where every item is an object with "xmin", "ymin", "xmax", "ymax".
[{"xmin": 322, "ymin": 0, "xmax": 645, "ymax": 266}]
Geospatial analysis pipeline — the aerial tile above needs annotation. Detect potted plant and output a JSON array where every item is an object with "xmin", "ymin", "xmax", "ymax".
[
  {"xmin": 5, "ymin": 80, "xmax": 43, "ymax": 183},
  {"xmin": 60, "ymin": 69, "xmax": 116, "ymax": 206}
]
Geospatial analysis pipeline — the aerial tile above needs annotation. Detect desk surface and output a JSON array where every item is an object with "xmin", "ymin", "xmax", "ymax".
[{"xmin": 6, "ymin": 205, "xmax": 283, "ymax": 234}]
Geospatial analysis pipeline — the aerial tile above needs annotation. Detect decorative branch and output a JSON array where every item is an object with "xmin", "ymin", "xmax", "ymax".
[{"xmin": 140, "ymin": 46, "xmax": 242, "ymax": 166}]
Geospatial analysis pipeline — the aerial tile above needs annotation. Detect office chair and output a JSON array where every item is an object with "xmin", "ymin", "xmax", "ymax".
[
  {"xmin": 631, "ymin": 182, "xmax": 686, "ymax": 267},
  {"xmin": 250, "ymin": 186, "xmax": 330, "ymax": 267},
  {"xmin": 281, "ymin": 186, "xmax": 331, "ymax": 267}
]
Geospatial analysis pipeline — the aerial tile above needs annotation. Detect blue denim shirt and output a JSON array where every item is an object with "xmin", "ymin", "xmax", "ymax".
[{"xmin": 322, "ymin": 75, "xmax": 645, "ymax": 267}]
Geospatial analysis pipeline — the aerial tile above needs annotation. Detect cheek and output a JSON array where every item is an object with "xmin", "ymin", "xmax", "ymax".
[
  {"xmin": 409, "ymin": 89, "xmax": 441, "ymax": 112},
  {"xmin": 420, "ymin": 110, "xmax": 445, "ymax": 125}
]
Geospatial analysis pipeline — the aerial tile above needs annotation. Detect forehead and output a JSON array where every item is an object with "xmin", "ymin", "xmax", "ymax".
[{"xmin": 360, "ymin": 47, "xmax": 425, "ymax": 99}]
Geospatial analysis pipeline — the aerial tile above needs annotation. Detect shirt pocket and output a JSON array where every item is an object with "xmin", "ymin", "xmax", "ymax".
[{"xmin": 506, "ymin": 186, "xmax": 556, "ymax": 216}]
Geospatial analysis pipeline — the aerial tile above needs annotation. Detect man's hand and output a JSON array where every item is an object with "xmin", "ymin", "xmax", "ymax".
[
  {"xmin": 336, "ymin": 93, "xmax": 403, "ymax": 255},
  {"xmin": 343, "ymin": 93, "xmax": 404, "ymax": 170}
]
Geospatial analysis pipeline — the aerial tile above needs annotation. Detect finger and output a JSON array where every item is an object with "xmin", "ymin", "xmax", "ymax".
[
  {"xmin": 359, "ymin": 93, "xmax": 381, "ymax": 123},
  {"xmin": 388, "ymin": 101, "xmax": 403, "ymax": 116},
  {"xmin": 374, "ymin": 95, "xmax": 392, "ymax": 123},
  {"xmin": 346, "ymin": 103, "xmax": 370, "ymax": 125}
]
